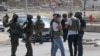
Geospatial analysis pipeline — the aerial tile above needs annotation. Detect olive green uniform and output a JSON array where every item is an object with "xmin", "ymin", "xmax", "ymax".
[
  {"xmin": 23, "ymin": 20, "xmax": 35, "ymax": 56},
  {"xmin": 35, "ymin": 20, "xmax": 44, "ymax": 44},
  {"xmin": 3, "ymin": 20, "xmax": 21, "ymax": 56}
]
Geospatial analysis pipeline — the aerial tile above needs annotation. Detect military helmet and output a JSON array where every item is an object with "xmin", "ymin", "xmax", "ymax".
[
  {"xmin": 27, "ymin": 14, "xmax": 33, "ymax": 21},
  {"xmin": 12, "ymin": 14, "xmax": 18, "ymax": 22},
  {"xmin": 13, "ymin": 14, "xmax": 18, "ymax": 19},
  {"xmin": 5, "ymin": 13, "xmax": 9, "ymax": 19},
  {"xmin": 37, "ymin": 15, "xmax": 41, "ymax": 20}
]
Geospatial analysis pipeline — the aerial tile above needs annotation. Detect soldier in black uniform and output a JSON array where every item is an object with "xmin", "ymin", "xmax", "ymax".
[
  {"xmin": 3, "ymin": 14, "xmax": 22, "ymax": 56},
  {"xmin": 23, "ymin": 14, "xmax": 34, "ymax": 56}
]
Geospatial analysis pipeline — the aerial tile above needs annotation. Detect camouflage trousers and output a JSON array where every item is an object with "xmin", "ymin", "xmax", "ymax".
[
  {"xmin": 25, "ymin": 35, "xmax": 33, "ymax": 56},
  {"xmin": 34, "ymin": 32, "xmax": 43, "ymax": 44},
  {"xmin": 10, "ymin": 36, "xmax": 19, "ymax": 56}
]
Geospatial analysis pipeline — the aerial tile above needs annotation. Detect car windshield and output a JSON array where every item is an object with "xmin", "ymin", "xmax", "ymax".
[
  {"xmin": 18, "ymin": 16, "xmax": 51, "ymax": 28},
  {"xmin": 17, "ymin": 16, "xmax": 27, "ymax": 24},
  {"xmin": 32, "ymin": 18, "xmax": 50, "ymax": 23}
]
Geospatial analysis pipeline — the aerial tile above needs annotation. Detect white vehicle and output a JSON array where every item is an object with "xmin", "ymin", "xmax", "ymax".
[
  {"xmin": 0, "ymin": 5, "xmax": 7, "ymax": 11},
  {"xmin": 18, "ymin": 16, "xmax": 51, "ymax": 41},
  {"xmin": 0, "ymin": 21, "xmax": 5, "ymax": 32}
]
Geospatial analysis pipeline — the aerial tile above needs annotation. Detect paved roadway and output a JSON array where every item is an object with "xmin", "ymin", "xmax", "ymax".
[{"xmin": 0, "ymin": 32, "xmax": 100, "ymax": 56}]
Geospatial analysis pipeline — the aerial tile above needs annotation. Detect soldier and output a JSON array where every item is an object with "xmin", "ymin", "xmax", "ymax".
[
  {"xmin": 22, "ymin": 14, "xmax": 34, "ymax": 56},
  {"xmin": 34, "ymin": 15, "xmax": 44, "ymax": 44},
  {"xmin": 3, "ymin": 14, "xmax": 22, "ymax": 56},
  {"xmin": 3, "ymin": 13, "xmax": 9, "ymax": 24}
]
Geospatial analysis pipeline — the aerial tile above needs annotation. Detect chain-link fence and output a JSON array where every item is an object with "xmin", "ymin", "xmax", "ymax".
[{"xmin": 1, "ymin": 0, "xmax": 100, "ymax": 19}]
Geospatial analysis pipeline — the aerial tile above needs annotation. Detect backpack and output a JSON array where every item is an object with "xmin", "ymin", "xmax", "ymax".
[{"xmin": 69, "ymin": 19, "xmax": 80, "ymax": 31}]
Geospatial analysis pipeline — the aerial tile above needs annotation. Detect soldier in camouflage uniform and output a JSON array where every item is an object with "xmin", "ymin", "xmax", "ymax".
[
  {"xmin": 22, "ymin": 14, "xmax": 34, "ymax": 56},
  {"xmin": 34, "ymin": 15, "xmax": 44, "ymax": 44},
  {"xmin": 3, "ymin": 14, "xmax": 22, "ymax": 56}
]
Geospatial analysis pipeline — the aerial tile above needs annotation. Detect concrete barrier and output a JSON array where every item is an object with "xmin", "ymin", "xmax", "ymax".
[{"xmin": 85, "ymin": 23, "xmax": 100, "ymax": 32}]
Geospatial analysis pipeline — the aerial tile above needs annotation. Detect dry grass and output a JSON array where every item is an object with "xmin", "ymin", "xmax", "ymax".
[{"xmin": 0, "ymin": 33, "xmax": 9, "ymax": 42}]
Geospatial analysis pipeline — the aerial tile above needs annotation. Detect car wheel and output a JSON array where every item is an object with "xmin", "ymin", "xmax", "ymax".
[{"xmin": 2, "ymin": 30, "xmax": 5, "ymax": 32}]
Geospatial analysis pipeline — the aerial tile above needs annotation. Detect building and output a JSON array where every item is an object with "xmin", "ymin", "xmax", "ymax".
[
  {"xmin": 0, "ymin": 0, "xmax": 7, "ymax": 5},
  {"xmin": 81, "ymin": 0, "xmax": 100, "ymax": 9},
  {"xmin": 6, "ymin": 0, "xmax": 50, "ymax": 7},
  {"xmin": 0, "ymin": 0, "xmax": 81, "ymax": 8}
]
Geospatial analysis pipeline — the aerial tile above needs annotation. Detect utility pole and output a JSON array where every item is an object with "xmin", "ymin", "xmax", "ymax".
[
  {"xmin": 72, "ymin": 0, "xmax": 74, "ymax": 12},
  {"xmin": 92, "ymin": 0, "xmax": 94, "ymax": 11},
  {"xmin": 6, "ymin": 0, "xmax": 8, "ymax": 13},
  {"xmin": 25, "ymin": 0, "xmax": 28, "ymax": 15},
  {"xmin": 68, "ymin": 0, "xmax": 74, "ymax": 13},
  {"xmin": 84, "ymin": 0, "xmax": 86, "ymax": 17},
  {"xmin": 69, "ymin": 0, "xmax": 71, "ymax": 12}
]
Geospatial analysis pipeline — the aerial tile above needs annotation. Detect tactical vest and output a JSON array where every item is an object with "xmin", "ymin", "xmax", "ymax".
[
  {"xmin": 51, "ymin": 21, "xmax": 63, "ymax": 38},
  {"xmin": 24, "ymin": 21, "xmax": 34, "ymax": 35},
  {"xmin": 69, "ymin": 19, "xmax": 80, "ymax": 31},
  {"xmin": 8, "ymin": 22, "xmax": 22, "ymax": 37},
  {"xmin": 52, "ymin": 31, "xmax": 63, "ymax": 38}
]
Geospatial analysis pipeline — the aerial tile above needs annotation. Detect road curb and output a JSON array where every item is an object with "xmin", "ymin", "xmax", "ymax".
[{"xmin": 0, "ymin": 33, "xmax": 9, "ymax": 43}]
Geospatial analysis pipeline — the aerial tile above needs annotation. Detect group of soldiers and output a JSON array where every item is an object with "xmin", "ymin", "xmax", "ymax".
[
  {"xmin": 2, "ymin": 11, "xmax": 86, "ymax": 56},
  {"xmin": 3, "ymin": 14, "xmax": 44, "ymax": 56}
]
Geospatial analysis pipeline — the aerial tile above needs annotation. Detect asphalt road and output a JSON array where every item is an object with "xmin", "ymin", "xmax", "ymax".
[
  {"xmin": 0, "ymin": 40, "xmax": 100, "ymax": 56},
  {"xmin": 0, "ymin": 32, "xmax": 100, "ymax": 56}
]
